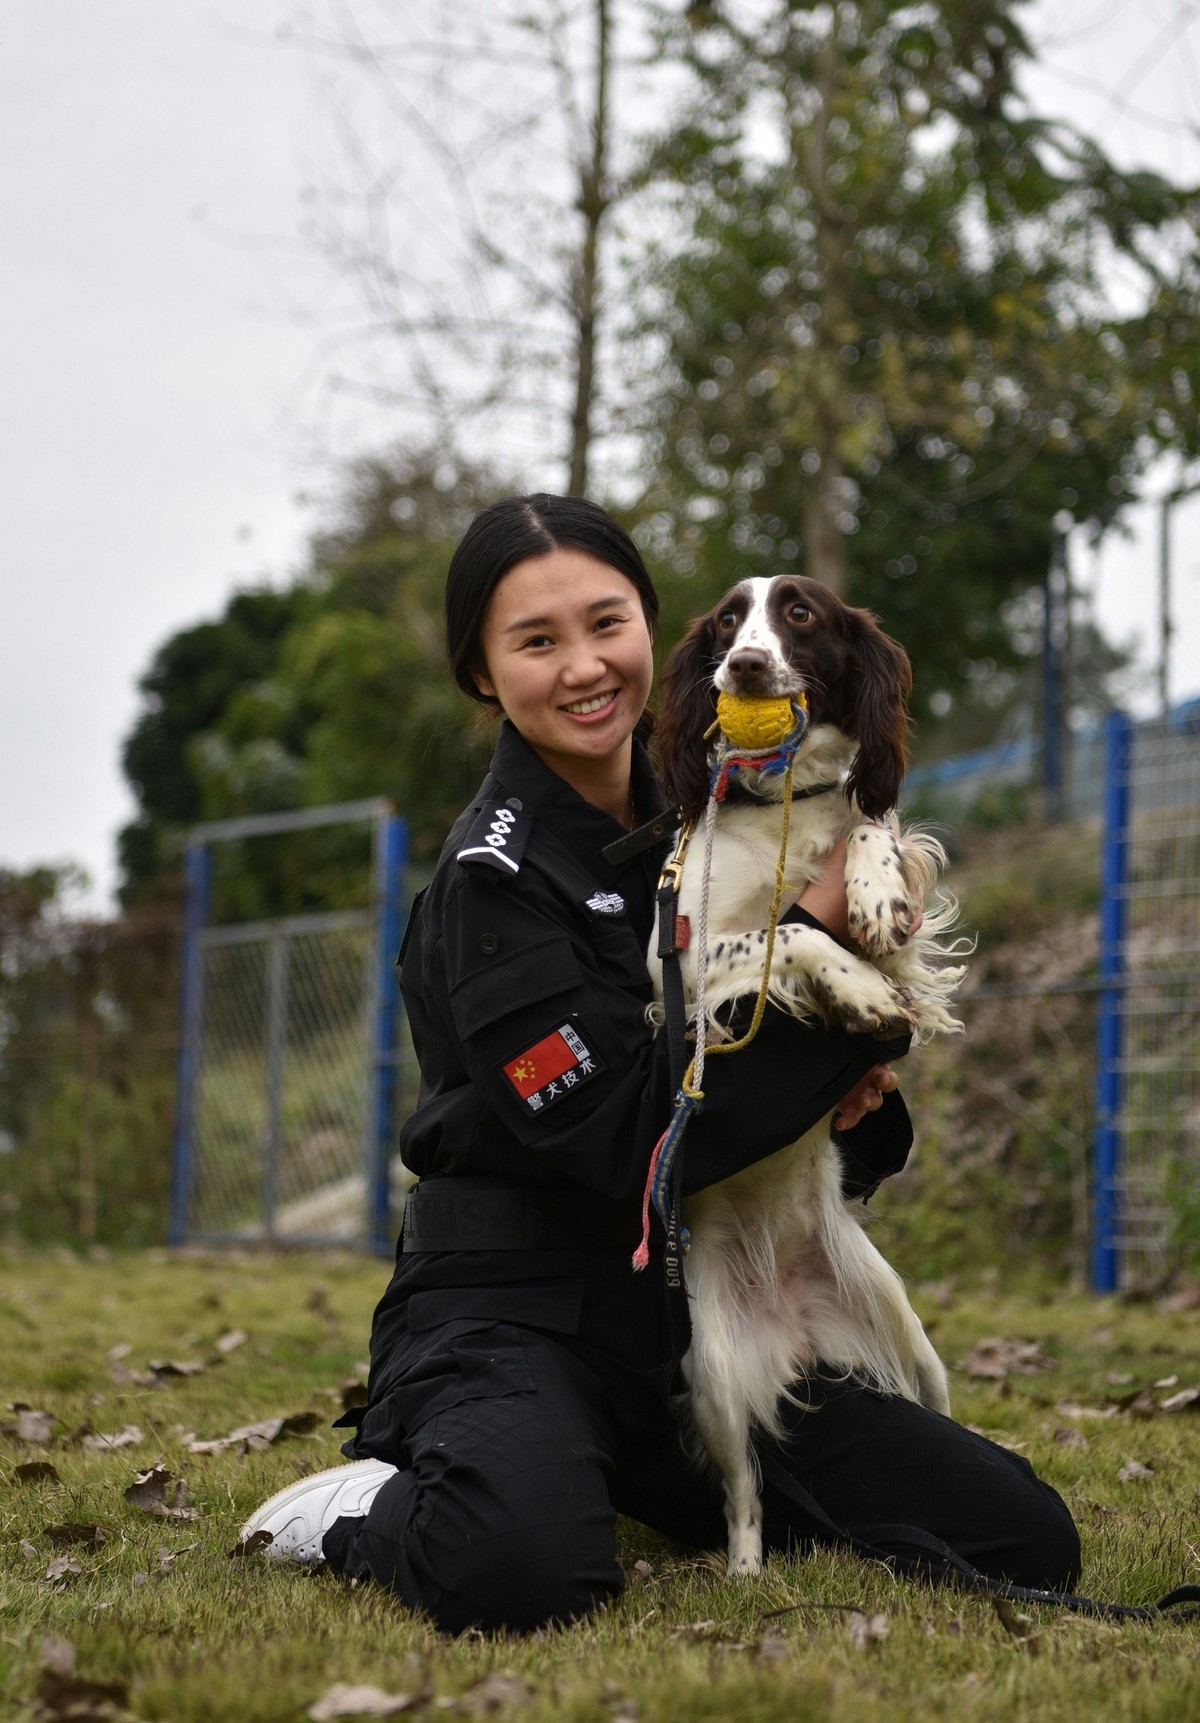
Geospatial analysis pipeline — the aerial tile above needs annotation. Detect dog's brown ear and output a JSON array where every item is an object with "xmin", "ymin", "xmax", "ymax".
[
  {"xmin": 656, "ymin": 615, "xmax": 719, "ymax": 824},
  {"xmin": 843, "ymin": 608, "xmax": 911, "ymax": 819}
]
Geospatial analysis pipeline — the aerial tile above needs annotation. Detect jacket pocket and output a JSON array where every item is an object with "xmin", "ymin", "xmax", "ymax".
[
  {"xmin": 406, "ymin": 1281, "xmax": 584, "ymax": 1336},
  {"xmin": 448, "ymin": 936, "xmax": 582, "ymax": 1039}
]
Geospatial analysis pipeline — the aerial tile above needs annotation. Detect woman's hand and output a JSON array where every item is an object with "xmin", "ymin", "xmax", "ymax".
[
  {"xmin": 797, "ymin": 837, "xmax": 850, "ymax": 939},
  {"xmin": 834, "ymin": 1063, "xmax": 899, "ymax": 1130}
]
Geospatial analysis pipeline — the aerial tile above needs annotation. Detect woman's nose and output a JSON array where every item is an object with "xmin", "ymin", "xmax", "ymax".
[{"xmin": 561, "ymin": 641, "xmax": 607, "ymax": 684}]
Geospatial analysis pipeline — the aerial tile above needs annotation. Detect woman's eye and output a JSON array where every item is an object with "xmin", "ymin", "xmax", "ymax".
[
  {"xmin": 595, "ymin": 614, "xmax": 623, "ymax": 631},
  {"xmin": 522, "ymin": 634, "xmax": 553, "ymax": 649},
  {"xmin": 789, "ymin": 604, "xmax": 811, "ymax": 624}
]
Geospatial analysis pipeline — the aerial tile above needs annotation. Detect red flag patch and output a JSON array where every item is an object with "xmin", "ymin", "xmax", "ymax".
[{"xmin": 501, "ymin": 1023, "xmax": 601, "ymax": 1115}]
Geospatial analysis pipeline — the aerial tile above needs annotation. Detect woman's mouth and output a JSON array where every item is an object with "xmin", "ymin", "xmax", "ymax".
[{"xmin": 562, "ymin": 690, "xmax": 619, "ymax": 719}]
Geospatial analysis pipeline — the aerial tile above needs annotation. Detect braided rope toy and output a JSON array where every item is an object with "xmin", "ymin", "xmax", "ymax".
[{"xmin": 633, "ymin": 693, "xmax": 810, "ymax": 1269}]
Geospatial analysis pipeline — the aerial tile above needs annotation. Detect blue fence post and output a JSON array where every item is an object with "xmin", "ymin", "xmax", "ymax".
[
  {"xmin": 1092, "ymin": 710, "xmax": 1132, "ymax": 1292},
  {"xmin": 368, "ymin": 811, "xmax": 407, "ymax": 1255},
  {"xmin": 170, "ymin": 841, "xmax": 212, "ymax": 1246}
]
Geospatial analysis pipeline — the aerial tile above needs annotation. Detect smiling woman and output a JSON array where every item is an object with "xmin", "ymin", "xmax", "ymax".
[{"xmin": 239, "ymin": 492, "xmax": 1080, "ymax": 1634}]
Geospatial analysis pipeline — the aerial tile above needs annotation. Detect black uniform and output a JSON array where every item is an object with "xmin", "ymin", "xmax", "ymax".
[{"xmin": 324, "ymin": 723, "xmax": 1079, "ymax": 1632}]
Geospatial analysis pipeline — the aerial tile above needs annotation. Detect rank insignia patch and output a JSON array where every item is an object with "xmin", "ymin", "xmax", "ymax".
[{"xmin": 501, "ymin": 1023, "xmax": 602, "ymax": 1115}]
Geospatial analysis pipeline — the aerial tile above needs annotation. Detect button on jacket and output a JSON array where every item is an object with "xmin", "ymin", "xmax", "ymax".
[{"xmin": 343, "ymin": 721, "xmax": 913, "ymax": 1451}]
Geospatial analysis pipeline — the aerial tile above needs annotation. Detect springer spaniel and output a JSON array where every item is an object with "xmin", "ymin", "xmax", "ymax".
[{"xmin": 651, "ymin": 573, "xmax": 965, "ymax": 1576}]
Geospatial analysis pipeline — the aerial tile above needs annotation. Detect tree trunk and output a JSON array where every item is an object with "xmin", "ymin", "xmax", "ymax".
[{"xmin": 567, "ymin": 0, "xmax": 610, "ymax": 496}]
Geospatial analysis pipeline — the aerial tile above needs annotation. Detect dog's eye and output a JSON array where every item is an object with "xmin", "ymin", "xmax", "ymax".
[
  {"xmin": 717, "ymin": 608, "xmax": 738, "ymax": 629},
  {"xmin": 789, "ymin": 603, "xmax": 812, "ymax": 624}
]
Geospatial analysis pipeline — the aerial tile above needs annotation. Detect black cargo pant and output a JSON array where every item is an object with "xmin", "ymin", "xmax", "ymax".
[{"xmin": 321, "ymin": 1322, "xmax": 1080, "ymax": 1635}]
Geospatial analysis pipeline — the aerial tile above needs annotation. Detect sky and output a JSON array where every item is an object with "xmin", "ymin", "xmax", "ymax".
[{"xmin": 3, "ymin": 0, "xmax": 1200, "ymax": 911}]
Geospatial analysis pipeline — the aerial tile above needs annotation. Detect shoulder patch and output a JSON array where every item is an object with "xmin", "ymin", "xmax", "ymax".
[{"xmin": 457, "ymin": 798, "xmax": 531, "ymax": 876}]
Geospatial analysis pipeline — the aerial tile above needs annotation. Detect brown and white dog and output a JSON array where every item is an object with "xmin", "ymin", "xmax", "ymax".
[{"xmin": 651, "ymin": 573, "xmax": 965, "ymax": 1575}]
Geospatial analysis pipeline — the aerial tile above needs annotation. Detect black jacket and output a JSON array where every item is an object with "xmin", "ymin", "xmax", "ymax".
[{"xmin": 344, "ymin": 723, "xmax": 913, "ymax": 1432}]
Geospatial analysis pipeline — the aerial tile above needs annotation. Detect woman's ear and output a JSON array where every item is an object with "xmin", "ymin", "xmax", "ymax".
[
  {"xmin": 657, "ymin": 615, "xmax": 719, "ymax": 823},
  {"xmin": 843, "ymin": 609, "xmax": 911, "ymax": 819},
  {"xmin": 471, "ymin": 662, "xmax": 497, "ymax": 702}
]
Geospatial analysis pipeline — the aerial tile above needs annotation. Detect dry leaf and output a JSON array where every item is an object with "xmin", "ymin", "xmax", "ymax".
[
  {"xmin": 16, "ymin": 1460, "xmax": 61, "ymax": 1482},
  {"xmin": 1154, "ymin": 1375, "xmax": 1179, "ymax": 1389},
  {"xmin": 43, "ymin": 1554, "xmax": 83, "ymax": 1586},
  {"xmin": 1055, "ymin": 1401, "xmax": 1115, "ymax": 1420},
  {"xmin": 20, "ymin": 1537, "xmax": 40, "ymax": 1559},
  {"xmin": 189, "ymin": 1410, "xmax": 321, "ymax": 1455},
  {"xmin": 1117, "ymin": 1458, "xmax": 1154, "ymax": 1481},
  {"xmin": 459, "ymin": 1673, "xmax": 534, "ymax": 1715},
  {"xmin": 1053, "ymin": 1427, "xmax": 1089, "ymax": 1450},
  {"xmin": 229, "ymin": 1528, "xmax": 274, "ymax": 1559},
  {"xmin": 341, "ymin": 1379, "xmax": 369, "ymax": 1411},
  {"xmin": 1105, "ymin": 1371, "xmax": 1134, "ymax": 1386},
  {"xmin": 955, "ymin": 1337, "xmax": 1056, "ymax": 1381},
  {"xmin": 34, "ymin": 1668, "xmax": 128, "ymax": 1720},
  {"xmin": 308, "ymin": 1683, "xmax": 422, "ymax": 1720},
  {"xmin": 45, "ymin": 1523, "xmax": 105, "ymax": 1546},
  {"xmin": 123, "ymin": 1464, "xmax": 198, "ymax": 1519},
  {"xmin": 1161, "ymin": 1386, "xmax": 1200, "ymax": 1413},
  {"xmin": 626, "ymin": 1559, "xmax": 654, "ymax": 1585},
  {"xmin": 38, "ymin": 1635, "xmax": 76, "ymax": 1676},
  {"xmin": 4, "ymin": 1406, "xmax": 56, "ymax": 1443},
  {"xmin": 146, "ymin": 1358, "xmax": 207, "ymax": 1379},
  {"xmin": 847, "ymin": 1610, "xmax": 890, "ymax": 1650},
  {"xmin": 993, "ymin": 1597, "xmax": 1035, "ymax": 1637},
  {"xmin": 1116, "ymin": 1387, "xmax": 1159, "ymax": 1418},
  {"xmin": 215, "ymin": 1329, "xmax": 248, "ymax": 1354},
  {"xmin": 756, "ymin": 1632, "xmax": 789, "ymax": 1665},
  {"xmin": 82, "ymin": 1425, "xmax": 144, "ymax": 1452}
]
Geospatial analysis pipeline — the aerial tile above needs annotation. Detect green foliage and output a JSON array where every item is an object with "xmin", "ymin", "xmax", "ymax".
[{"xmin": 636, "ymin": 0, "xmax": 1200, "ymax": 720}]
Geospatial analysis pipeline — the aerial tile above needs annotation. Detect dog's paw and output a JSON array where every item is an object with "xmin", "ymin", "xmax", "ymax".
[
  {"xmin": 726, "ymin": 1525, "xmax": 763, "ymax": 1577},
  {"xmin": 811, "ymin": 960, "xmax": 917, "ymax": 1039},
  {"xmin": 845, "ymin": 826, "xmax": 914, "ymax": 956}
]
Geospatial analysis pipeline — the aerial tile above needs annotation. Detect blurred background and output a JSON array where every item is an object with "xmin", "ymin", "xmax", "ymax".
[{"xmin": 3, "ymin": 1, "xmax": 1199, "ymax": 1285}]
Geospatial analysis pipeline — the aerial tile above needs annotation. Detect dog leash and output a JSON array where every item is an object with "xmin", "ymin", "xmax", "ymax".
[{"xmin": 634, "ymin": 700, "xmax": 810, "ymax": 1270}]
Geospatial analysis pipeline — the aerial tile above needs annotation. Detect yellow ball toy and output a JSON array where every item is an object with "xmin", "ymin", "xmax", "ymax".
[{"xmin": 716, "ymin": 691, "xmax": 806, "ymax": 750}]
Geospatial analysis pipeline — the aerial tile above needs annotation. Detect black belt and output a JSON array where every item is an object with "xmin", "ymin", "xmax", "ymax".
[{"xmin": 401, "ymin": 1178, "xmax": 640, "ymax": 1253}]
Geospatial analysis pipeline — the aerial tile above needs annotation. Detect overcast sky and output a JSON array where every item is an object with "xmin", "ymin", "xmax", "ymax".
[{"xmin": 3, "ymin": 0, "xmax": 1200, "ymax": 911}]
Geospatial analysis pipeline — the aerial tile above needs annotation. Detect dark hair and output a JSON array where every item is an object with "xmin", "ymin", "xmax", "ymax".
[{"xmin": 445, "ymin": 493, "xmax": 659, "ymax": 707}]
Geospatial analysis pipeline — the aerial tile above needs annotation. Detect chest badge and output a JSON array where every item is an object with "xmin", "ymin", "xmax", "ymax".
[
  {"xmin": 501, "ymin": 1022, "xmax": 603, "ymax": 1115},
  {"xmin": 585, "ymin": 889, "xmax": 625, "ymax": 917}
]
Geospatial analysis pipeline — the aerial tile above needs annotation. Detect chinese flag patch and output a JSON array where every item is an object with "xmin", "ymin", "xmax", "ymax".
[{"xmin": 501, "ymin": 1023, "xmax": 601, "ymax": 1115}]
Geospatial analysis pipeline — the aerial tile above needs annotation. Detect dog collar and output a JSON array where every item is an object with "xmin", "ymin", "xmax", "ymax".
[{"xmin": 720, "ymin": 777, "xmax": 842, "ymax": 806}]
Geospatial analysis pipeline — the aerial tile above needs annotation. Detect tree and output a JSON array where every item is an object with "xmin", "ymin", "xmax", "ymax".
[
  {"xmin": 635, "ymin": 0, "xmax": 1200, "ymax": 720},
  {"xmin": 282, "ymin": 0, "xmax": 643, "ymax": 495}
]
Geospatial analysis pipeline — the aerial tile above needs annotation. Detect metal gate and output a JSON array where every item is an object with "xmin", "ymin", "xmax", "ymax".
[
  {"xmin": 169, "ymin": 800, "xmax": 407, "ymax": 1251},
  {"xmin": 1093, "ymin": 709, "xmax": 1200, "ymax": 1289}
]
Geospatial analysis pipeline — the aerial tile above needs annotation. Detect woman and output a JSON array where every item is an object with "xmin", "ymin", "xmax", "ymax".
[{"xmin": 242, "ymin": 494, "xmax": 1080, "ymax": 1633}]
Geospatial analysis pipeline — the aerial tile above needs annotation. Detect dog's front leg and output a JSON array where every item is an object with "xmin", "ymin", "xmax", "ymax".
[
  {"xmin": 701, "ymin": 923, "xmax": 917, "ymax": 1040},
  {"xmin": 845, "ymin": 823, "xmax": 916, "ymax": 957}
]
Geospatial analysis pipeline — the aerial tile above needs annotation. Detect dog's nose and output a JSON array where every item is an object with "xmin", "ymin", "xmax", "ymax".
[{"xmin": 725, "ymin": 648, "xmax": 770, "ymax": 684}]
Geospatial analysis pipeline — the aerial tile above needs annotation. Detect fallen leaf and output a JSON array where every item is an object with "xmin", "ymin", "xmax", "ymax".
[
  {"xmin": 38, "ymin": 1635, "xmax": 76, "ymax": 1676},
  {"xmin": 1118, "ymin": 1458, "xmax": 1154, "ymax": 1482},
  {"xmin": 16, "ymin": 1460, "xmax": 61, "ymax": 1482},
  {"xmin": 1055, "ymin": 1401, "xmax": 1115, "ymax": 1420},
  {"xmin": 1053, "ymin": 1427, "xmax": 1089, "ymax": 1450},
  {"xmin": 993, "ymin": 1597, "xmax": 1036, "ymax": 1638},
  {"xmin": 1105, "ymin": 1371, "xmax": 1134, "ymax": 1386},
  {"xmin": 229, "ymin": 1528, "xmax": 274, "ymax": 1559},
  {"xmin": 1116, "ymin": 1387, "xmax": 1159, "ymax": 1418},
  {"xmin": 146, "ymin": 1358, "xmax": 207, "ymax": 1379},
  {"xmin": 955, "ymin": 1337, "xmax": 1057, "ymax": 1382},
  {"xmin": 43, "ymin": 1554, "xmax": 83, "ymax": 1586},
  {"xmin": 1154, "ymin": 1375, "xmax": 1179, "ymax": 1389},
  {"xmin": 34, "ymin": 1668, "xmax": 128, "ymax": 1720},
  {"xmin": 20, "ymin": 1537, "xmax": 39, "ymax": 1559},
  {"xmin": 215, "ymin": 1329, "xmax": 248, "ymax": 1354},
  {"xmin": 1161, "ymin": 1386, "xmax": 1200, "ymax": 1413},
  {"xmin": 756, "ymin": 1631, "xmax": 789, "ymax": 1665},
  {"xmin": 308, "ymin": 1683, "xmax": 423, "ymax": 1720},
  {"xmin": 3, "ymin": 1406, "xmax": 56, "ymax": 1443},
  {"xmin": 123, "ymin": 1464, "xmax": 198, "ymax": 1520},
  {"xmin": 459, "ymin": 1673, "xmax": 534, "ymax": 1715},
  {"xmin": 82, "ymin": 1425, "xmax": 144, "ymax": 1452},
  {"xmin": 189, "ymin": 1410, "xmax": 321, "ymax": 1455},
  {"xmin": 626, "ymin": 1559, "xmax": 654, "ymax": 1585},
  {"xmin": 670, "ymin": 1619, "xmax": 717, "ymax": 1637},
  {"xmin": 108, "ymin": 1342, "xmax": 132, "ymax": 1362},
  {"xmin": 965, "ymin": 1424, "xmax": 1026, "ymax": 1452},
  {"xmin": 44, "ymin": 1523, "xmax": 105, "ymax": 1546},
  {"xmin": 341, "ymin": 1379, "xmax": 368, "ymax": 1411},
  {"xmin": 847, "ymin": 1610, "xmax": 890, "ymax": 1651}
]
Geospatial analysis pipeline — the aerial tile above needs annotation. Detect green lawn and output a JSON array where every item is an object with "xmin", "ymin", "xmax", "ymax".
[{"xmin": 3, "ymin": 1249, "xmax": 1200, "ymax": 1722}]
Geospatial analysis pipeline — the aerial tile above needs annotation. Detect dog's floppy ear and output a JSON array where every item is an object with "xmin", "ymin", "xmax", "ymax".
[
  {"xmin": 843, "ymin": 607, "xmax": 911, "ymax": 820},
  {"xmin": 656, "ymin": 614, "xmax": 719, "ymax": 824}
]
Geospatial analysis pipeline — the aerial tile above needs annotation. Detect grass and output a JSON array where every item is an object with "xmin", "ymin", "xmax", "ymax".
[{"xmin": 3, "ymin": 1250, "xmax": 1200, "ymax": 1722}]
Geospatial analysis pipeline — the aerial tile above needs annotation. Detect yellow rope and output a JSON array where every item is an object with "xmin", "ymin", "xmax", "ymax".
[{"xmin": 679, "ymin": 757, "xmax": 796, "ymax": 1094}]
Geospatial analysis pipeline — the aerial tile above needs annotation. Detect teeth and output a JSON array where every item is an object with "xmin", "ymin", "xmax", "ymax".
[{"xmin": 564, "ymin": 693, "xmax": 616, "ymax": 715}]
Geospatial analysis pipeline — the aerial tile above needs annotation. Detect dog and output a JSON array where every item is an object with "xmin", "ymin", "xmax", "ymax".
[{"xmin": 650, "ymin": 573, "xmax": 966, "ymax": 1576}]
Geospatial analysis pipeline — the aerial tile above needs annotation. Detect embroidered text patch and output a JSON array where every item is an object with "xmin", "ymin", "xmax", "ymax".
[{"xmin": 501, "ymin": 1023, "xmax": 602, "ymax": 1115}]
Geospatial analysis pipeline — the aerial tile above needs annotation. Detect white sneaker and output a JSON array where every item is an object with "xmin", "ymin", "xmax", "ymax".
[{"xmin": 238, "ymin": 1458, "xmax": 398, "ymax": 1563}]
